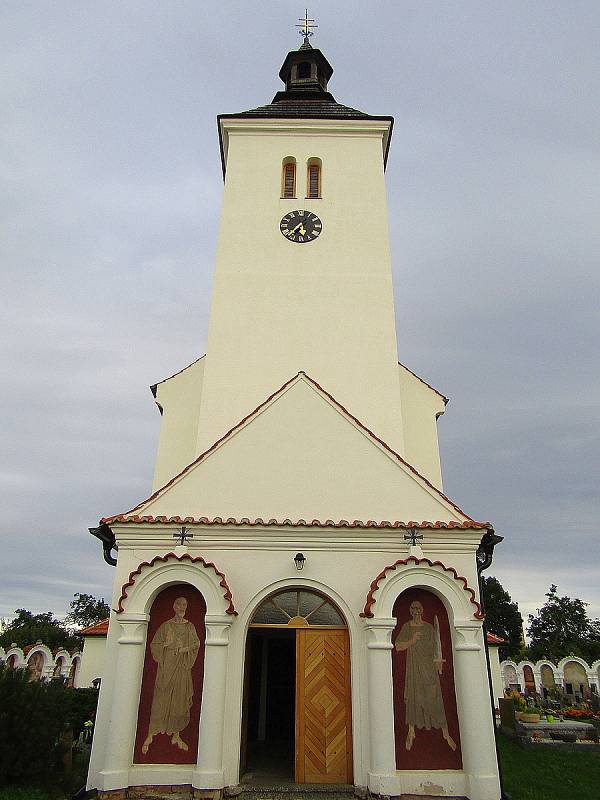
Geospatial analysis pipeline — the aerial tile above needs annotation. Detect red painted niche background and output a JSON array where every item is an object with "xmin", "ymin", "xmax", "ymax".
[
  {"xmin": 134, "ymin": 584, "xmax": 206, "ymax": 764},
  {"xmin": 392, "ymin": 588, "xmax": 462, "ymax": 770}
]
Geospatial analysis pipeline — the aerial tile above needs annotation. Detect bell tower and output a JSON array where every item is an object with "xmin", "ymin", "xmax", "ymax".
[{"xmin": 196, "ymin": 31, "xmax": 404, "ymax": 456}]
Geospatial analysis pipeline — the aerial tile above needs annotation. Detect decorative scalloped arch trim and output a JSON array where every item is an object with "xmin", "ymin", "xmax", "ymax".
[
  {"xmin": 116, "ymin": 552, "xmax": 237, "ymax": 615},
  {"xmin": 558, "ymin": 655, "xmax": 592, "ymax": 672},
  {"xmin": 360, "ymin": 556, "xmax": 483, "ymax": 619}
]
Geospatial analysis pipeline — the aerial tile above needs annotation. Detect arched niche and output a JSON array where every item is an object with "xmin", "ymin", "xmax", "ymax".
[
  {"xmin": 391, "ymin": 588, "xmax": 462, "ymax": 771},
  {"xmin": 561, "ymin": 658, "xmax": 590, "ymax": 697},
  {"xmin": 68, "ymin": 655, "xmax": 81, "ymax": 687},
  {"xmin": 26, "ymin": 645, "xmax": 52, "ymax": 681},
  {"xmin": 133, "ymin": 584, "xmax": 206, "ymax": 766},
  {"xmin": 502, "ymin": 661, "xmax": 519, "ymax": 689},
  {"xmin": 539, "ymin": 663, "xmax": 556, "ymax": 688},
  {"xmin": 522, "ymin": 664, "xmax": 536, "ymax": 693}
]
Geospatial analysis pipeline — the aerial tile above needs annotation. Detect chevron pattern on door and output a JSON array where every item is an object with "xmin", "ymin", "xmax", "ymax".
[{"xmin": 296, "ymin": 629, "xmax": 352, "ymax": 784}]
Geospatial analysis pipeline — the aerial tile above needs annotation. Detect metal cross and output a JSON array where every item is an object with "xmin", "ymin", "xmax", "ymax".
[
  {"xmin": 173, "ymin": 526, "xmax": 193, "ymax": 546},
  {"xmin": 296, "ymin": 9, "xmax": 317, "ymax": 39},
  {"xmin": 404, "ymin": 528, "xmax": 424, "ymax": 547}
]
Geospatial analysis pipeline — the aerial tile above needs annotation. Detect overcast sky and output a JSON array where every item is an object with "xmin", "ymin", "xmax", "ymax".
[{"xmin": 2, "ymin": 1, "xmax": 599, "ymax": 629}]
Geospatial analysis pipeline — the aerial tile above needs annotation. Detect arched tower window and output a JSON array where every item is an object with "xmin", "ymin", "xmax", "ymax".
[
  {"xmin": 281, "ymin": 157, "xmax": 296, "ymax": 198},
  {"xmin": 307, "ymin": 158, "xmax": 321, "ymax": 199}
]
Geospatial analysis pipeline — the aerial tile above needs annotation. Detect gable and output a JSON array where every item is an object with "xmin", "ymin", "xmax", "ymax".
[{"xmin": 119, "ymin": 374, "xmax": 472, "ymax": 525}]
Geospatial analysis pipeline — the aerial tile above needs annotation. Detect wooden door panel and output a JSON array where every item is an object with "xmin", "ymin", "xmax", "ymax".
[{"xmin": 296, "ymin": 629, "xmax": 352, "ymax": 784}]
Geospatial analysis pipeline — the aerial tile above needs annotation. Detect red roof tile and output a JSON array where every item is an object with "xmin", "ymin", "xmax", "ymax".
[
  {"xmin": 80, "ymin": 619, "xmax": 109, "ymax": 636},
  {"xmin": 486, "ymin": 632, "xmax": 506, "ymax": 645},
  {"xmin": 101, "ymin": 371, "xmax": 488, "ymax": 528}
]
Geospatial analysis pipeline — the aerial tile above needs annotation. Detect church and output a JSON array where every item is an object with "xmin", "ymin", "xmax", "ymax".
[{"xmin": 87, "ymin": 20, "xmax": 502, "ymax": 800}]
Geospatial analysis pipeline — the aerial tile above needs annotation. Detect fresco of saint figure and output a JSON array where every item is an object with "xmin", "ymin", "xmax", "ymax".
[
  {"xmin": 394, "ymin": 600, "xmax": 457, "ymax": 752},
  {"xmin": 141, "ymin": 596, "xmax": 201, "ymax": 754},
  {"xmin": 28, "ymin": 651, "xmax": 44, "ymax": 681}
]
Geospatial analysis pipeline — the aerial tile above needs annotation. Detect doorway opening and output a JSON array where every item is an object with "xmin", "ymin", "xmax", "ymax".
[
  {"xmin": 240, "ymin": 588, "xmax": 353, "ymax": 786},
  {"xmin": 243, "ymin": 628, "xmax": 296, "ymax": 784}
]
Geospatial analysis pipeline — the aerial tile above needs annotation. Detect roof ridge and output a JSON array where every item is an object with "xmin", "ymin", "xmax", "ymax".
[{"xmin": 101, "ymin": 371, "xmax": 478, "ymax": 524}]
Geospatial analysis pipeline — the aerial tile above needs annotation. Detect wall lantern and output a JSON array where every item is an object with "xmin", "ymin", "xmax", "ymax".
[{"xmin": 294, "ymin": 552, "xmax": 306, "ymax": 571}]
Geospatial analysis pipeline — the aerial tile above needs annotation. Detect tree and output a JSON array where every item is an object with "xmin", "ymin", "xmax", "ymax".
[
  {"xmin": 0, "ymin": 609, "xmax": 80, "ymax": 651},
  {"xmin": 65, "ymin": 593, "xmax": 110, "ymax": 629},
  {"xmin": 526, "ymin": 585, "xmax": 600, "ymax": 663},
  {"xmin": 481, "ymin": 576, "xmax": 524, "ymax": 660}
]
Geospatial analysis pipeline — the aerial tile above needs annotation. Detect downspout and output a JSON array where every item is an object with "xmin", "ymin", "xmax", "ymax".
[
  {"xmin": 89, "ymin": 522, "xmax": 117, "ymax": 566},
  {"xmin": 476, "ymin": 528, "xmax": 508, "ymax": 800}
]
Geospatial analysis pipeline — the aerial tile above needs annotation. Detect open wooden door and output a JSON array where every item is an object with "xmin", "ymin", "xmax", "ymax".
[{"xmin": 295, "ymin": 628, "xmax": 352, "ymax": 784}]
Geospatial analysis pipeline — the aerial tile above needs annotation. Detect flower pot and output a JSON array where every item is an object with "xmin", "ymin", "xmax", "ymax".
[{"xmin": 520, "ymin": 713, "xmax": 541, "ymax": 723}]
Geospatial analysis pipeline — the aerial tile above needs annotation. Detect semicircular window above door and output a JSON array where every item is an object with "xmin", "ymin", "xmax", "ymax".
[{"xmin": 250, "ymin": 588, "xmax": 345, "ymax": 627}]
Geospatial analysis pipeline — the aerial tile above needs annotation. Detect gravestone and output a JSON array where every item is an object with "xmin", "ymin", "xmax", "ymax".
[{"xmin": 499, "ymin": 698, "xmax": 516, "ymax": 731}]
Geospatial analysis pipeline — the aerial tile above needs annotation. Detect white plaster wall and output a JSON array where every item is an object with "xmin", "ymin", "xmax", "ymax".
[
  {"xmin": 152, "ymin": 357, "xmax": 206, "ymax": 491},
  {"xmin": 139, "ymin": 376, "xmax": 466, "ymax": 524},
  {"xmin": 488, "ymin": 645, "xmax": 503, "ymax": 705},
  {"xmin": 88, "ymin": 528, "xmax": 494, "ymax": 796},
  {"xmin": 397, "ymin": 363, "xmax": 446, "ymax": 490},
  {"xmin": 197, "ymin": 119, "xmax": 405, "ymax": 458},
  {"xmin": 79, "ymin": 636, "xmax": 107, "ymax": 688}
]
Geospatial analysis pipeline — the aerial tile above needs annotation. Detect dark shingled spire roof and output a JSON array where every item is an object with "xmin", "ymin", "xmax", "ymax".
[
  {"xmin": 238, "ymin": 99, "xmax": 371, "ymax": 119},
  {"xmin": 230, "ymin": 39, "xmax": 381, "ymax": 120}
]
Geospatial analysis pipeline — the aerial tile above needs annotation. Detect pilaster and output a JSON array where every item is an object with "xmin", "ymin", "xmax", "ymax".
[
  {"xmin": 97, "ymin": 614, "xmax": 149, "ymax": 791},
  {"xmin": 193, "ymin": 615, "xmax": 234, "ymax": 790},
  {"xmin": 453, "ymin": 622, "xmax": 501, "ymax": 800},
  {"xmin": 364, "ymin": 617, "xmax": 397, "ymax": 796}
]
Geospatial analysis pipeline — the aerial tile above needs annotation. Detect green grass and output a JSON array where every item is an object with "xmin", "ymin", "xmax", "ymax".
[
  {"xmin": 0, "ymin": 750, "xmax": 90, "ymax": 800},
  {"xmin": 498, "ymin": 732, "xmax": 600, "ymax": 800},
  {"xmin": 0, "ymin": 789, "xmax": 52, "ymax": 800}
]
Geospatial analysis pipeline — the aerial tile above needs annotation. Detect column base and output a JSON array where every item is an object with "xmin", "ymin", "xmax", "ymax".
[
  {"xmin": 369, "ymin": 770, "xmax": 472, "ymax": 799},
  {"xmin": 367, "ymin": 771, "xmax": 398, "ymax": 796},
  {"xmin": 466, "ymin": 773, "xmax": 502, "ymax": 800},
  {"xmin": 192, "ymin": 769, "xmax": 224, "ymax": 790},
  {"xmin": 97, "ymin": 770, "xmax": 130, "ymax": 792}
]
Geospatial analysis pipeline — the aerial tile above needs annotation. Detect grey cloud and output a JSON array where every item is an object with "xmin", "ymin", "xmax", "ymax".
[{"xmin": 2, "ymin": 1, "xmax": 599, "ymax": 624}]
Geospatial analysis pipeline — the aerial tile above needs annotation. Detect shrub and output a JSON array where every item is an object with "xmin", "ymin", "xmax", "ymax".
[
  {"xmin": 0, "ymin": 667, "xmax": 98, "ymax": 786},
  {"xmin": 507, "ymin": 689, "xmax": 527, "ymax": 713}
]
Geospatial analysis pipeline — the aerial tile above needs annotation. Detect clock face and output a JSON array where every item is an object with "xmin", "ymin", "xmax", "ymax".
[{"xmin": 280, "ymin": 210, "xmax": 322, "ymax": 243}]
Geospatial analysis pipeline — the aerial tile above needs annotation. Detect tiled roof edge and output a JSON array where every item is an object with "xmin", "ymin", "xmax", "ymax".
[{"xmin": 103, "ymin": 515, "xmax": 490, "ymax": 530}]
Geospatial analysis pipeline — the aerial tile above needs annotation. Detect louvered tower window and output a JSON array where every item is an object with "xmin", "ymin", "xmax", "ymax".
[
  {"xmin": 282, "ymin": 158, "xmax": 296, "ymax": 198},
  {"xmin": 307, "ymin": 159, "xmax": 322, "ymax": 199}
]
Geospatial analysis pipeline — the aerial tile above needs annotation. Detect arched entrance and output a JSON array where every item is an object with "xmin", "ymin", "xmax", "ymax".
[{"xmin": 241, "ymin": 588, "xmax": 352, "ymax": 786}]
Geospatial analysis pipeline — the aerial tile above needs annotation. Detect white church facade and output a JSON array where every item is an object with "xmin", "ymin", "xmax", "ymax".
[{"xmin": 88, "ymin": 28, "xmax": 502, "ymax": 800}]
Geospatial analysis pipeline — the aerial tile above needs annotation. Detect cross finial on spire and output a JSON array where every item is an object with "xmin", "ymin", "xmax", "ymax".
[{"xmin": 296, "ymin": 8, "xmax": 317, "ymax": 45}]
